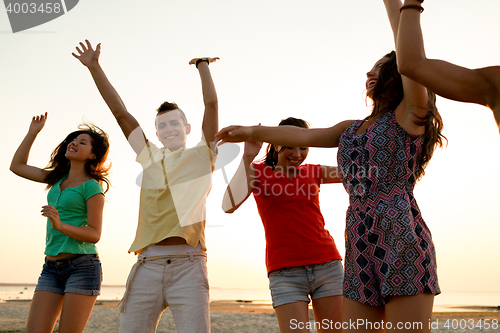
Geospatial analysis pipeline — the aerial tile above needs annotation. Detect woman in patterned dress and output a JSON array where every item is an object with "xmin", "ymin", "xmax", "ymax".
[
  {"xmin": 396, "ymin": 0, "xmax": 500, "ymax": 130},
  {"xmin": 216, "ymin": 3, "xmax": 445, "ymax": 332}
]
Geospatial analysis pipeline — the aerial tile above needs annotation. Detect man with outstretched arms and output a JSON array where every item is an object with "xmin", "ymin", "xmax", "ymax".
[{"xmin": 74, "ymin": 40, "xmax": 219, "ymax": 333}]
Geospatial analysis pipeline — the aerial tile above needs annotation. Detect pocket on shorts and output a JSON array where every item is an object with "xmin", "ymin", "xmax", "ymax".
[
  {"xmin": 268, "ymin": 267, "xmax": 290, "ymax": 277},
  {"xmin": 194, "ymin": 257, "xmax": 209, "ymax": 290},
  {"xmin": 323, "ymin": 259, "xmax": 342, "ymax": 268},
  {"xmin": 73, "ymin": 256, "xmax": 97, "ymax": 270},
  {"xmin": 269, "ymin": 267, "xmax": 306, "ymax": 280},
  {"xmin": 73, "ymin": 256, "xmax": 102, "ymax": 280}
]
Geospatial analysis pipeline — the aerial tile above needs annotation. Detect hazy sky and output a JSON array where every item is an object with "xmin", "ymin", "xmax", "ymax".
[{"xmin": 1, "ymin": 0, "xmax": 499, "ymax": 295}]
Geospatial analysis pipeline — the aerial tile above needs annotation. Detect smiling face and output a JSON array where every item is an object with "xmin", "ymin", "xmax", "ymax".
[
  {"xmin": 366, "ymin": 56, "xmax": 391, "ymax": 95},
  {"xmin": 65, "ymin": 133, "xmax": 96, "ymax": 162},
  {"xmin": 155, "ymin": 109, "xmax": 191, "ymax": 151},
  {"xmin": 276, "ymin": 146, "xmax": 309, "ymax": 170}
]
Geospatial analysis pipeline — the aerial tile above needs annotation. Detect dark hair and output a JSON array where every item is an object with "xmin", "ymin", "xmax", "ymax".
[
  {"xmin": 367, "ymin": 51, "xmax": 404, "ymax": 118},
  {"xmin": 44, "ymin": 123, "xmax": 111, "ymax": 192},
  {"xmin": 156, "ymin": 101, "xmax": 188, "ymax": 125},
  {"xmin": 367, "ymin": 51, "xmax": 446, "ymax": 180},
  {"xmin": 263, "ymin": 117, "xmax": 310, "ymax": 169}
]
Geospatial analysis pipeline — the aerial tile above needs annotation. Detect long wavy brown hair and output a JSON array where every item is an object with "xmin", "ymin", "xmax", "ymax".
[
  {"xmin": 367, "ymin": 51, "xmax": 446, "ymax": 180},
  {"xmin": 263, "ymin": 117, "xmax": 310, "ymax": 169},
  {"xmin": 44, "ymin": 123, "xmax": 111, "ymax": 192}
]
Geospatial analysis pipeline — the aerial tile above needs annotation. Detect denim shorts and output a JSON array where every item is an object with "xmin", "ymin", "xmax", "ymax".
[
  {"xmin": 35, "ymin": 254, "xmax": 102, "ymax": 296},
  {"xmin": 268, "ymin": 259, "xmax": 343, "ymax": 308}
]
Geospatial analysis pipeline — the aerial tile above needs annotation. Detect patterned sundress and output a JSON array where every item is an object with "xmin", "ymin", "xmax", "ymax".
[{"xmin": 337, "ymin": 110, "xmax": 440, "ymax": 306}]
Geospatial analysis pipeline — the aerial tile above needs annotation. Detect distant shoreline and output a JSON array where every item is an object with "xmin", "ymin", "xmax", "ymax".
[
  {"xmin": 0, "ymin": 283, "xmax": 273, "ymax": 289},
  {"xmin": 2, "ymin": 299, "xmax": 499, "ymax": 314},
  {"xmin": 2, "ymin": 284, "xmax": 499, "ymax": 292},
  {"xmin": 1, "ymin": 299, "xmax": 499, "ymax": 314},
  {"xmin": 2, "ymin": 284, "xmax": 499, "ymax": 314},
  {"xmin": 0, "ymin": 283, "xmax": 126, "ymax": 287},
  {"xmin": 0, "ymin": 283, "xmax": 265, "ymax": 289}
]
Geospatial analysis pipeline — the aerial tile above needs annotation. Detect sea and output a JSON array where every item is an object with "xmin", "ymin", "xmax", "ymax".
[{"xmin": 0, "ymin": 284, "xmax": 499, "ymax": 313}]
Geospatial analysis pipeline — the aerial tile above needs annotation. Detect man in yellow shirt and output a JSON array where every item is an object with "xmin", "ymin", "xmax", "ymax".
[{"xmin": 74, "ymin": 39, "xmax": 219, "ymax": 333}]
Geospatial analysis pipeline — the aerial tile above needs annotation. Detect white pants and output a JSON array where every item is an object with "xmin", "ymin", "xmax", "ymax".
[{"xmin": 119, "ymin": 254, "xmax": 210, "ymax": 333}]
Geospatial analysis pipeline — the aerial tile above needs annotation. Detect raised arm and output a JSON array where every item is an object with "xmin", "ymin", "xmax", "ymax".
[
  {"xmin": 10, "ymin": 113, "xmax": 50, "ymax": 183},
  {"xmin": 216, "ymin": 120, "xmax": 354, "ymax": 148},
  {"xmin": 396, "ymin": 0, "xmax": 500, "ymax": 127},
  {"xmin": 41, "ymin": 193, "xmax": 104, "ymax": 244},
  {"xmin": 384, "ymin": 0, "xmax": 403, "ymax": 44},
  {"xmin": 383, "ymin": 0, "xmax": 429, "ymax": 133},
  {"xmin": 222, "ymin": 140, "xmax": 262, "ymax": 213},
  {"xmin": 73, "ymin": 40, "xmax": 146, "ymax": 154},
  {"xmin": 189, "ymin": 58, "xmax": 220, "ymax": 151}
]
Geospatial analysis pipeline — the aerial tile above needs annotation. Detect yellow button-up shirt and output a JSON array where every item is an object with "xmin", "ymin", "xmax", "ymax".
[{"xmin": 128, "ymin": 140, "xmax": 216, "ymax": 254}]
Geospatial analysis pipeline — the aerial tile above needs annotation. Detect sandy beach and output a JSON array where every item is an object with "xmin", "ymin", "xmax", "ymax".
[{"xmin": 0, "ymin": 300, "xmax": 499, "ymax": 333}]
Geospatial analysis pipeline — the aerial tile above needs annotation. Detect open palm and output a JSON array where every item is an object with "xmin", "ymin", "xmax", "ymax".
[
  {"xmin": 29, "ymin": 112, "xmax": 47, "ymax": 134},
  {"xmin": 72, "ymin": 39, "xmax": 101, "ymax": 67},
  {"xmin": 244, "ymin": 140, "xmax": 262, "ymax": 158}
]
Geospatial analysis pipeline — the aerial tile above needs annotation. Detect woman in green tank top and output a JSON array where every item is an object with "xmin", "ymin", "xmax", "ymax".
[{"xmin": 10, "ymin": 112, "xmax": 110, "ymax": 333}]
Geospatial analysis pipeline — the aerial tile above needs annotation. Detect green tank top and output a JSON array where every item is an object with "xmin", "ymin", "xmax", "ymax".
[{"xmin": 44, "ymin": 176, "xmax": 104, "ymax": 256}]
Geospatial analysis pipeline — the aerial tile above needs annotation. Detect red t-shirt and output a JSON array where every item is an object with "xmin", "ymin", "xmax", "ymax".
[{"xmin": 252, "ymin": 163, "xmax": 342, "ymax": 274}]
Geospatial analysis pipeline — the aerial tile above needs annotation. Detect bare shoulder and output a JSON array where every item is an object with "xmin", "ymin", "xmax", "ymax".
[
  {"xmin": 476, "ymin": 66, "xmax": 500, "ymax": 78},
  {"xmin": 475, "ymin": 66, "xmax": 500, "ymax": 95},
  {"xmin": 474, "ymin": 67, "xmax": 500, "ymax": 112}
]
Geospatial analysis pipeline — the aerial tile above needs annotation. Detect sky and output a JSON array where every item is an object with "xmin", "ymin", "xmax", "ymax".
[{"xmin": 1, "ymin": 0, "xmax": 499, "ymax": 295}]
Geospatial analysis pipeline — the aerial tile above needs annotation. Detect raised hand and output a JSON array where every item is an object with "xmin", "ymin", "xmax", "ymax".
[
  {"xmin": 29, "ymin": 112, "xmax": 47, "ymax": 134},
  {"xmin": 188, "ymin": 57, "xmax": 220, "ymax": 65},
  {"xmin": 242, "ymin": 123, "xmax": 262, "ymax": 158},
  {"xmin": 72, "ymin": 39, "xmax": 101, "ymax": 67},
  {"xmin": 243, "ymin": 140, "xmax": 263, "ymax": 159}
]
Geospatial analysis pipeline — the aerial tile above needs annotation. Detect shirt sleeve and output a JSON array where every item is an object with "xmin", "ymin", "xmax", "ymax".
[
  {"xmin": 84, "ymin": 180, "xmax": 104, "ymax": 201},
  {"xmin": 136, "ymin": 141, "xmax": 162, "ymax": 169},
  {"xmin": 194, "ymin": 140, "xmax": 217, "ymax": 166}
]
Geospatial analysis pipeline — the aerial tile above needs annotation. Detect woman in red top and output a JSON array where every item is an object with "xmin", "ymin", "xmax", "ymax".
[{"xmin": 223, "ymin": 117, "xmax": 343, "ymax": 333}]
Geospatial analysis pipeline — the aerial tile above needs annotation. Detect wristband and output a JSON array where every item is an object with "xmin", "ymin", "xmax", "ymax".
[
  {"xmin": 400, "ymin": 4, "xmax": 424, "ymax": 13},
  {"xmin": 195, "ymin": 58, "xmax": 209, "ymax": 68}
]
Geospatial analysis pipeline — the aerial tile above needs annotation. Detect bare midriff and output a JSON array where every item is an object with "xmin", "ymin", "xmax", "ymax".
[
  {"xmin": 46, "ymin": 253, "xmax": 82, "ymax": 260},
  {"xmin": 154, "ymin": 237, "xmax": 188, "ymax": 246}
]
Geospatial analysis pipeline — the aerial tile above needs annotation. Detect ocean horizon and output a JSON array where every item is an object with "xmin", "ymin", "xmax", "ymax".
[{"xmin": 1, "ymin": 283, "xmax": 499, "ymax": 313}]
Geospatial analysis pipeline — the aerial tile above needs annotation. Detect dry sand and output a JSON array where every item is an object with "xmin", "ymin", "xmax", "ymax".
[{"xmin": 0, "ymin": 300, "xmax": 499, "ymax": 332}]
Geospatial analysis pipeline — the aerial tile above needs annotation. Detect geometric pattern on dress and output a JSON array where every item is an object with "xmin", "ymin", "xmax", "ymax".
[{"xmin": 337, "ymin": 111, "xmax": 440, "ymax": 306}]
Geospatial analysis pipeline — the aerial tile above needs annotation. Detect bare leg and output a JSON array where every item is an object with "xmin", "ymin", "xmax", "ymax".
[
  {"xmin": 311, "ymin": 295, "xmax": 343, "ymax": 333},
  {"xmin": 58, "ymin": 293, "xmax": 98, "ymax": 333},
  {"xmin": 385, "ymin": 294, "xmax": 434, "ymax": 333},
  {"xmin": 274, "ymin": 301, "xmax": 310, "ymax": 333},
  {"xmin": 26, "ymin": 291, "xmax": 64, "ymax": 333},
  {"xmin": 342, "ymin": 297, "xmax": 385, "ymax": 333}
]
